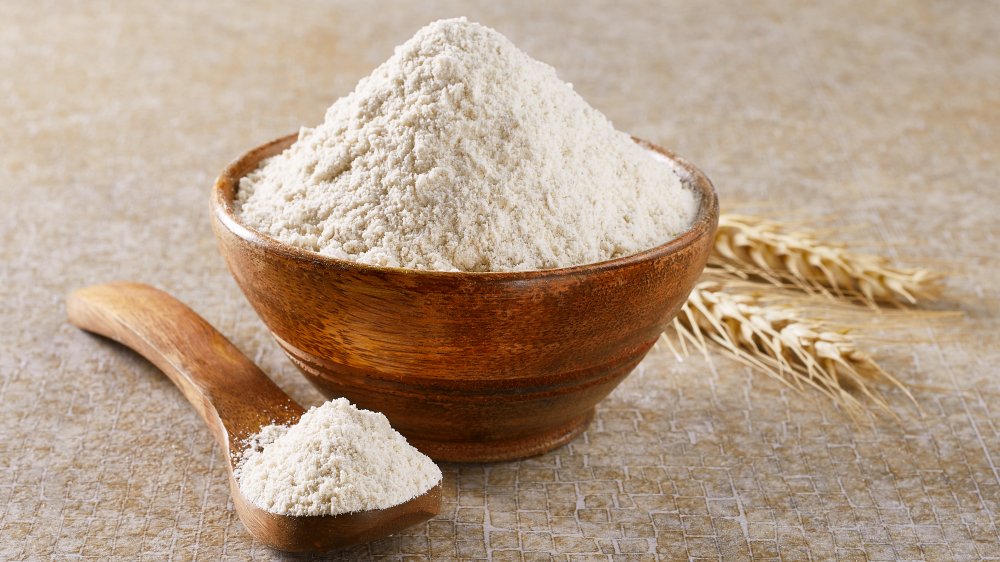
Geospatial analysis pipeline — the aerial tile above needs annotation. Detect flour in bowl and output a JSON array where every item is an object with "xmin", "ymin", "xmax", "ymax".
[
  {"xmin": 234, "ymin": 398, "xmax": 441, "ymax": 516},
  {"xmin": 235, "ymin": 17, "xmax": 698, "ymax": 271}
]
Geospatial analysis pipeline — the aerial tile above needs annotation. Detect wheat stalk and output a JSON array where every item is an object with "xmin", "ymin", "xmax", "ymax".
[
  {"xmin": 666, "ymin": 280, "xmax": 917, "ymax": 419},
  {"xmin": 711, "ymin": 214, "xmax": 941, "ymax": 306}
]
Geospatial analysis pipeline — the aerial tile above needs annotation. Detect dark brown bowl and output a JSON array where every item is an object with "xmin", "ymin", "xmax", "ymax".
[{"xmin": 211, "ymin": 133, "xmax": 718, "ymax": 462}]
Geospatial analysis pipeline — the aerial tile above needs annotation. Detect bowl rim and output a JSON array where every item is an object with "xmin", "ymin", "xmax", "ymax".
[{"xmin": 212, "ymin": 133, "xmax": 719, "ymax": 280}]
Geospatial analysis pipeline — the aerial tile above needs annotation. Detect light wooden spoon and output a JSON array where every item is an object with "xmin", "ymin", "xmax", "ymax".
[{"xmin": 66, "ymin": 282, "xmax": 442, "ymax": 552}]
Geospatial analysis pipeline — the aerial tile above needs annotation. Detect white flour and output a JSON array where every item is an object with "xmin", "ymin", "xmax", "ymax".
[
  {"xmin": 234, "ymin": 398, "xmax": 441, "ymax": 516},
  {"xmin": 236, "ymin": 17, "xmax": 699, "ymax": 271}
]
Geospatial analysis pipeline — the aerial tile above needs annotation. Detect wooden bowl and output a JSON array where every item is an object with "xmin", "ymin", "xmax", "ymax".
[{"xmin": 211, "ymin": 134, "xmax": 719, "ymax": 462}]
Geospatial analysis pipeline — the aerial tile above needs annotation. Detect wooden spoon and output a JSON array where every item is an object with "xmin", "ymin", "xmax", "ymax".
[{"xmin": 66, "ymin": 282, "xmax": 441, "ymax": 552}]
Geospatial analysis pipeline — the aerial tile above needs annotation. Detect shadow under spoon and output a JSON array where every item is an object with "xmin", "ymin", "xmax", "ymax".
[{"xmin": 66, "ymin": 281, "xmax": 441, "ymax": 552}]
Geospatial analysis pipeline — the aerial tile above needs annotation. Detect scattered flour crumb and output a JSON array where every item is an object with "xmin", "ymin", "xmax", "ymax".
[
  {"xmin": 235, "ymin": 17, "xmax": 699, "ymax": 271},
  {"xmin": 234, "ymin": 398, "xmax": 441, "ymax": 516}
]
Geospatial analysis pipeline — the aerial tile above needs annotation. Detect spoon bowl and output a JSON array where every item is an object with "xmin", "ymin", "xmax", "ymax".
[
  {"xmin": 67, "ymin": 282, "xmax": 441, "ymax": 552},
  {"xmin": 230, "ymin": 480, "xmax": 440, "ymax": 552}
]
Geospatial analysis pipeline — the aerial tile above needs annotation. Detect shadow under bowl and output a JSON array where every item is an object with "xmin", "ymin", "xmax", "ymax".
[{"xmin": 211, "ymin": 133, "xmax": 719, "ymax": 462}]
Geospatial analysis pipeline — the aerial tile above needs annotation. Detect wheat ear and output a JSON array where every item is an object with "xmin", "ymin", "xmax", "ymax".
[
  {"xmin": 711, "ymin": 214, "xmax": 941, "ymax": 306},
  {"xmin": 666, "ymin": 281, "xmax": 917, "ymax": 419}
]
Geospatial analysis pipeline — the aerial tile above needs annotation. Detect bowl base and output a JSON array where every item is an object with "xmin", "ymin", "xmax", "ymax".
[{"xmin": 407, "ymin": 408, "xmax": 595, "ymax": 463}]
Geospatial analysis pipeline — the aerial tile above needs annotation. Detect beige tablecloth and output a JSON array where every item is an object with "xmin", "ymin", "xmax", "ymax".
[{"xmin": 2, "ymin": 1, "xmax": 998, "ymax": 560}]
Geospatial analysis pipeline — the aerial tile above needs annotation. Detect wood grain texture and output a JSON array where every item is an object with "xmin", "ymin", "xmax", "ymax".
[
  {"xmin": 211, "ymin": 135, "xmax": 718, "ymax": 462},
  {"xmin": 66, "ymin": 282, "xmax": 304, "ymax": 461},
  {"xmin": 66, "ymin": 283, "xmax": 441, "ymax": 552}
]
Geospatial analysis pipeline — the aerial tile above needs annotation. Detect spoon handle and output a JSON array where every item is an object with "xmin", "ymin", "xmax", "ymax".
[{"xmin": 67, "ymin": 282, "xmax": 304, "ymax": 461}]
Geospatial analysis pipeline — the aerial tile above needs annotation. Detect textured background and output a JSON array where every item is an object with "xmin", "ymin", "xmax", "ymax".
[{"xmin": 1, "ymin": 1, "xmax": 998, "ymax": 560}]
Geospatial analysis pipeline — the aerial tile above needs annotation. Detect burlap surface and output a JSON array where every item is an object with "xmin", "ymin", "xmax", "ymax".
[{"xmin": 1, "ymin": 1, "xmax": 997, "ymax": 559}]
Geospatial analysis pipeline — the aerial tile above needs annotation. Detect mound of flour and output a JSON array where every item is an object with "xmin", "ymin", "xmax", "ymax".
[
  {"xmin": 236, "ymin": 18, "xmax": 698, "ymax": 271},
  {"xmin": 234, "ymin": 398, "xmax": 441, "ymax": 516}
]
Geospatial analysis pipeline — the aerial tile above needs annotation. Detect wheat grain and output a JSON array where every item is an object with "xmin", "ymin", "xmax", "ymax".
[
  {"xmin": 667, "ymin": 280, "xmax": 916, "ymax": 419},
  {"xmin": 711, "ymin": 214, "xmax": 940, "ymax": 306}
]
